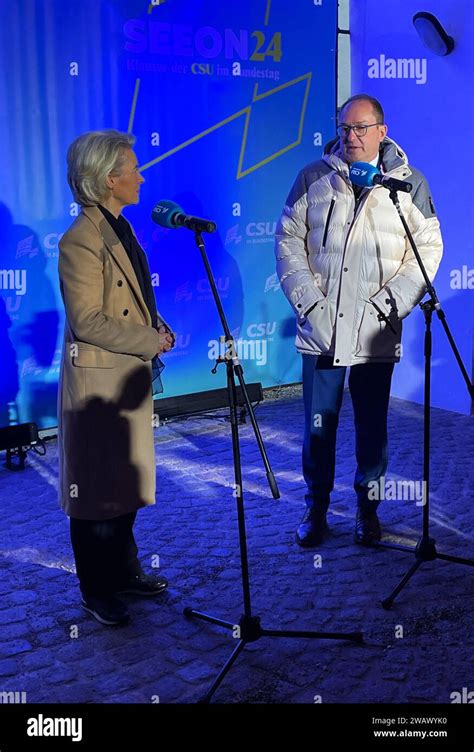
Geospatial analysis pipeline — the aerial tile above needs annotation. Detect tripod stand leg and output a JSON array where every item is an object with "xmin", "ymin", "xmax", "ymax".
[
  {"xmin": 262, "ymin": 628, "xmax": 363, "ymax": 642},
  {"xmin": 436, "ymin": 552, "xmax": 474, "ymax": 567},
  {"xmin": 198, "ymin": 639, "xmax": 246, "ymax": 704},
  {"xmin": 381, "ymin": 559, "xmax": 423, "ymax": 610},
  {"xmin": 183, "ymin": 607, "xmax": 235, "ymax": 631}
]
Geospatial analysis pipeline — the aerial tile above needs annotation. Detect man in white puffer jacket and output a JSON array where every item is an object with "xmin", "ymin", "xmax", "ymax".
[{"xmin": 275, "ymin": 94, "xmax": 443, "ymax": 547}]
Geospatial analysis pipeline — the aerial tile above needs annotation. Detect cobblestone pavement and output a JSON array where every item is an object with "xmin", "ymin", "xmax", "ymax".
[{"xmin": 0, "ymin": 386, "xmax": 472, "ymax": 704}]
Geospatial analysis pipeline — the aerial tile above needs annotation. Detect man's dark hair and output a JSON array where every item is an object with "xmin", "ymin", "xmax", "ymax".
[{"xmin": 339, "ymin": 94, "xmax": 385, "ymax": 124}]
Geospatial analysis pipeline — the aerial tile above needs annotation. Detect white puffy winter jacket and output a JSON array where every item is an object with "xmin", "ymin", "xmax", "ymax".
[{"xmin": 274, "ymin": 137, "xmax": 443, "ymax": 365}]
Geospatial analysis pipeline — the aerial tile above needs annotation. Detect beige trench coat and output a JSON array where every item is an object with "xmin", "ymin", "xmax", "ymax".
[{"xmin": 57, "ymin": 206, "xmax": 167, "ymax": 520}]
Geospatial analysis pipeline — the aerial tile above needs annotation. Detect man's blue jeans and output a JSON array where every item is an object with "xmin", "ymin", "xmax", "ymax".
[{"xmin": 302, "ymin": 354, "xmax": 394, "ymax": 513}]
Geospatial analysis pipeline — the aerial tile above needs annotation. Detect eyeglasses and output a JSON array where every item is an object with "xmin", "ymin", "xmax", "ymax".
[{"xmin": 337, "ymin": 123, "xmax": 382, "ymax": 138}]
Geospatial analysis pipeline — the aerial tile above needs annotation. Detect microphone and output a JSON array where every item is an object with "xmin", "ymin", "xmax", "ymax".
[
  {"xmin": 151, "ymin": 199, "xmax": 217, "ymax": 233},
  {"xmin": 349, "ymin": 162, "xmax": 413, "ymax": 193}
]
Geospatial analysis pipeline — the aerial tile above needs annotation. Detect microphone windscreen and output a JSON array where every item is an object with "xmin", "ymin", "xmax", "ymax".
[
  {"xmin": 349, "ymin": 162, "xmax": 380, "ymax": 187},
  {"xmin": 151, "ymin": 199, "xmax": 183, "ymax": 228}
]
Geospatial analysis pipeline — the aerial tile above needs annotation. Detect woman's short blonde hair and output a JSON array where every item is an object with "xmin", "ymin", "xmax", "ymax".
[{"xmin": 67, "ymin": 130, "xmax": 136, "ymax": 206}]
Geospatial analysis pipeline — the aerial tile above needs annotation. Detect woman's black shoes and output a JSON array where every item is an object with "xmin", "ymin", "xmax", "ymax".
[{"xmin": 81, "ymin": 595, "xmax": 130, "ymax": 626}]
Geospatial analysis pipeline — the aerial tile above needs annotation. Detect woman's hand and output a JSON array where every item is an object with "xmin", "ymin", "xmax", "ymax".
[{"xmin": 156, "ymin": 324, "xmax": 175, "ymax": 355}]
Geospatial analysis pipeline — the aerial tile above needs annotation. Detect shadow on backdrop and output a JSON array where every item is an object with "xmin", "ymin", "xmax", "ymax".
[{"xmin": 0, "ymin": 202, "xmax": 59, "ymax": 428}]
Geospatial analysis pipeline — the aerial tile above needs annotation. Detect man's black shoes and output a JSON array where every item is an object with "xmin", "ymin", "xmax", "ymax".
[
  {"xmin": 354, "ymin": 509, "xmax": 382, "ymax": 546},
  {"xmin": 296, "ymin": 509, "xmax": 329, "ymax": 547},
  {"xmin": 117, "ymin": 572, "xmax": 169, "ymax": 597},
  {"xmin": 81, "ymin": 595, "xmax": 130, "ymax": 626},
  {"xmin": 296, "ymin": 507, "xmax": 382, "ymax": 547}
]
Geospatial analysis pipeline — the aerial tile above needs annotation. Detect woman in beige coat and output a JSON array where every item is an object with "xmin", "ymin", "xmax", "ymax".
[{"xmin": 58, "ymin": 130, "xmax": 174, "ymax": 626}]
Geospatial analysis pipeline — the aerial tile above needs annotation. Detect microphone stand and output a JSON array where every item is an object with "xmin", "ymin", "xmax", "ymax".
[
  {"xmin": 183, "ymin": 231, "xmax": 363, "ymax": 703},
  {"xmin": 377, "ymin": 189, "xmax": 474, "ymax": 609}
]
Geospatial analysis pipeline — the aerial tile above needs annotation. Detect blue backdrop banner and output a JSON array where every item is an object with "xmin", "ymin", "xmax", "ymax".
[{"xmin": 0, "ymin": 0, "xmax": 337, "ymax": 429}]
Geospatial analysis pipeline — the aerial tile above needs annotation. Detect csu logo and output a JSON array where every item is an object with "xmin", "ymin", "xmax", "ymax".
[
  {"xmin": 175, "ymin": 277, "xmax": 230, "ymax": 302},
  {"xmin": 350, "ymin": 167, "xmax": 367, "ymax": 178},
  {"xmin": 225, "ymin": 224, "xmax": 242, "ymax": 245},
  {"xmin": 175, "ymin": 281, "xmax": 193, "ymax": 303},
  {"xmin": 246, "ymin": 221, "xmax": 276, "ymax": 237},
  {"xmin": 225, "ymin": 222, "xmax": 276, "ymax": 245},
  {"xmin": 197, "ymin": 277, "xmax": 229, "ymax": 294},
  {"xmin": 191, "ymin": 63, "xmax": 214, "ymax": 75},
  {"xmin": 16, "ymin": 235, "xmax": 39, "ymax": 259},
  {"xmin": 44, "ymin": 232, "xmax": 64, "ymax": 250},
  {"xmin": 247, "ymin": 322, "xmax": 276, "ymax": 338},
  {"xmin": 264, "ymin": 273, "xmax": 281, "ymax": 293}
]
